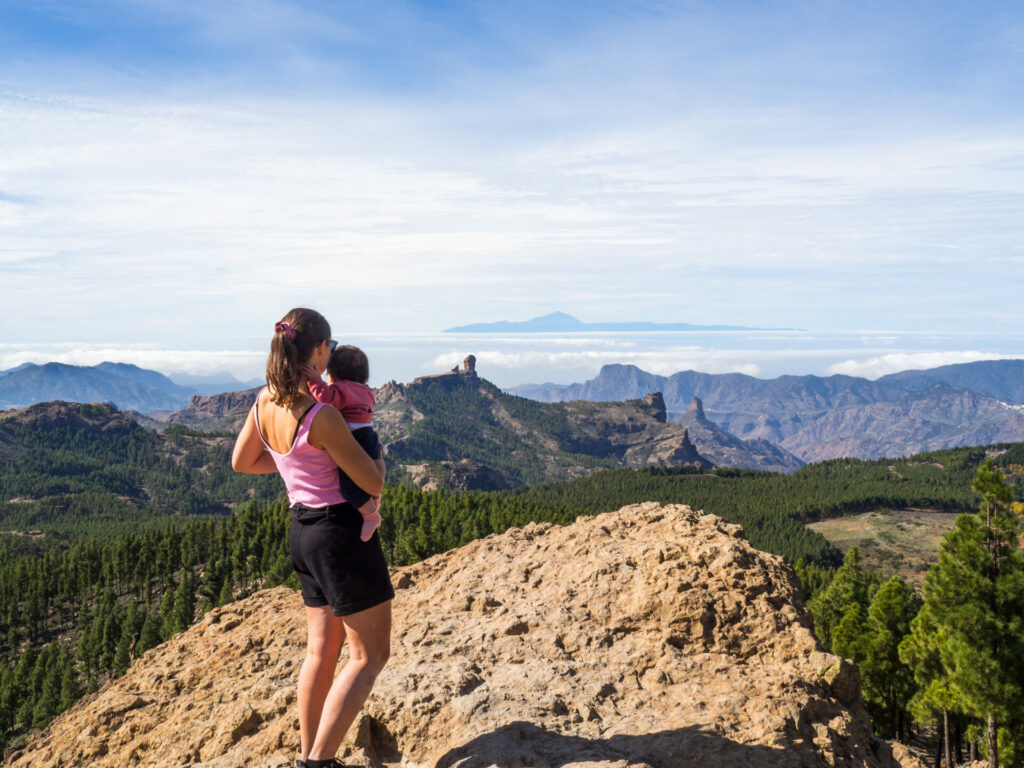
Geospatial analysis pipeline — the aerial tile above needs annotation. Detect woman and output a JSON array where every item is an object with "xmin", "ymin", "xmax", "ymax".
[{"xmin": 232, "ymin": 307, "xmax": 392, "ymax": 768}]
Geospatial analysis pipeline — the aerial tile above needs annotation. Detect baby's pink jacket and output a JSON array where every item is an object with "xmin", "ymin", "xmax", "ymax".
[{"xmin": 307, "ymin": 379, "xmax": 375, "ymax": 423}]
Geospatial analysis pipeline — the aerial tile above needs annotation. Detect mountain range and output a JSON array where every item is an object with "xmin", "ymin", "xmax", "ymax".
[
  {"xmin": 6, "ymin": 357, "xmax": 1024, "ymax": 474},
  {"xmin": 509, "ymin": 359, "xmax": 1024, "ymax": 462},
  {"xmin": 0, "ymin": 362, "xmax": 262, "ymax": 412}
]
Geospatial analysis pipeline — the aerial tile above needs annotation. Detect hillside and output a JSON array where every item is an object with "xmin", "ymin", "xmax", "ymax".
[
  {"xmin": 5, "ymin": 504, "xmax": 925, "ymax": 768},
  {"xmin": 153, "ymin": 365, "xmax": 806, "ymax": 489},
  {"xmin": 0, "ymin": 400, "xmax": 282, "ymax": 535},
  {"xmin": 509, "ymin": 360, "xmax": 1024, "ymax": 461}
]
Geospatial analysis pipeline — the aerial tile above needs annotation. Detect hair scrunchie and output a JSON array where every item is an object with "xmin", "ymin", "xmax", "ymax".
[{"xmin": 274, "ymin": 321, "xmax": 297, "ymax": 340}]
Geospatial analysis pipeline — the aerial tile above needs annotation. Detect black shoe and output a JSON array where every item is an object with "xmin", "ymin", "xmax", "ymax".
[{"xmin": 304, "ymin": 760, "xmax": 346, "ymax": 768}]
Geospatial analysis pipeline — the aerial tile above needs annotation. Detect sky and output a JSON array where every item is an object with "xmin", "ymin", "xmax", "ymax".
[{"xmin": 2, "ymin": 1, "xmax": 1023, "ymax": 385}]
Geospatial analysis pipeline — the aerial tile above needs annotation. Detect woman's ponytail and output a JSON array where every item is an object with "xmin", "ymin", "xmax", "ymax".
[{"xmin": 265, "ymin": 308, "xmax": 331, "ymax": 408}]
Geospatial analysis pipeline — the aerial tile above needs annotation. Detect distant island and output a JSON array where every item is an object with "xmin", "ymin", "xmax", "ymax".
[{"xmin": 444, "ymin": 311, "xmax": 783, "ymax": 333}]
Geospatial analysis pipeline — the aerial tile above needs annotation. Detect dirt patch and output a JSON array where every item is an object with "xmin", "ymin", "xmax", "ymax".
[{"xmin": 809, "ymin": 508, "xmax": 962, "ymax": 583}]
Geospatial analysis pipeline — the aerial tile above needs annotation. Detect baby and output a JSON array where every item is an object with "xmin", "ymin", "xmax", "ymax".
[{"xmin": 302, "ymin": 345, "xmax": 385, "ymax": 542}]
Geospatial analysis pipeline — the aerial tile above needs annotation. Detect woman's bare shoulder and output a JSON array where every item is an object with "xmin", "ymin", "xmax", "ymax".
[{"xmin": 307, "ymin": 401, "xmax": 348, "ymax": 447}]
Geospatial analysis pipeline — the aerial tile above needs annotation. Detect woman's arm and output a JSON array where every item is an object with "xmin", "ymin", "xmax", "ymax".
[
  {"xmin": 232, "ymin": 407, "xmax": 278, "ymax": 474},
  {"xmin": 309, "ymin": 406, "xmax": 385, "ymax": 496}
]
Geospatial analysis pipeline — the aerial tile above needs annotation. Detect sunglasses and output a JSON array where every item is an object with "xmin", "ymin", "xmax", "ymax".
[{"xmin": 326, "ymin": 339, "xmax": 338, "ymax": 352}]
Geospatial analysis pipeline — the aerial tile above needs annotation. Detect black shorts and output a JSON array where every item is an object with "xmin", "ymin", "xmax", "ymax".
[{"xmin": 289, "ymin": 502, "xmax": 395, "ymax": 616}]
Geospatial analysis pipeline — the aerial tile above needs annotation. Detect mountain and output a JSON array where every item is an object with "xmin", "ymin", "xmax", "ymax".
[
  {"xmin": 876, "ymin": 358, "xmax": 1024, "ymax": 404},
  {"xmin": 169, "ymin": 371, "xmax": 265, "ymax": 395},
  {"xmin": 164, "ymin": 387, "xmax": 262, "ymax": 432},
  {"xmin": 0, "ymin": 363, "xmax": 190, "ymax": 412},
  {"xmin": 446, "ymin": 310, "xmax": 767, "ymax": 333},
  {"xmin": 779, "ymin": 382, "xmax": 1024, "ymax": 462},
  {"xmin": 5, "ymin": 503, "xmax": 925, "ymax": 768},
  {"xmin": 93, "ymin": 361, "xmax": 195, "ymax": 400},
  {"xmin": 508, "ymin": 360, "xmax": 1024, "ymax": 462},
  {"xmin": 0, "ymin": 362, "xmax": 36, "ymax": 380},
  {"xmin": 374, "ymin": 368, "xmax": 711, "ymax": 489}
]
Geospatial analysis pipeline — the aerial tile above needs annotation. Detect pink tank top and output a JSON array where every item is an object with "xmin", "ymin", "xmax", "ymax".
[{"xmin": 253, "ymin": 396, "xmax": 345, "ymax": 508}]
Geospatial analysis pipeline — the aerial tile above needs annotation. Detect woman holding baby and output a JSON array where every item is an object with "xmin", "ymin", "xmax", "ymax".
[{"xmin": 232, "ymin": 307, "xmax": 392, "ymax": 768}]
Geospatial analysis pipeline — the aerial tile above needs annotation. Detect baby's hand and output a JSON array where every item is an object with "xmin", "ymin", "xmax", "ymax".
[{"xmin": 300, "ymin": 364, "xmax": 320, "ymax": 381}]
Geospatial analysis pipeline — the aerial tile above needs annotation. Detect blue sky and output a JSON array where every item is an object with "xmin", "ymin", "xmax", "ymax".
[{"xmin": 2, "ymin": 1, "xmax": 1023, "ymax": 382}]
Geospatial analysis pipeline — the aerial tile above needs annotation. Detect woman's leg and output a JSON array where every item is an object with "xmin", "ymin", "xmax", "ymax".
[
  {"xmin": 297, "ymin": 604, "xmax": 346, "ymax": 761},
  {"xmin": 307, "ymin": 599, "xmax": 392, "ymax": 761}
]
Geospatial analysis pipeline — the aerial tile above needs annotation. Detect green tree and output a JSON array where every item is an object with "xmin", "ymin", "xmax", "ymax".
[
  {"xmin": 924, "ymin": 461, "xmax": 1024, "ymax": 768},
  {"xmin": 860, "ymin": 576, "xmax": 920, "ymax": 741},
  {"xmin": 900, "ymin": 603, "xmax": 964, "ymax": 768},
  {"xmin": 809, "ymin": 547, "xmax": 869, "ymax": 650}
]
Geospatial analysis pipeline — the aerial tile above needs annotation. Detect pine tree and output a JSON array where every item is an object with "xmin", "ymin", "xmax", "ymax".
[
  {"xmin": 137, "ymin": 608, "xmax": 162, "ymax": 657},
  {"xmin": 57, "ymin": 654, "xmax": 80, "ymax": 714},
  {"xmin": 809, "ymin": 547, "xmax": 869, "ymax": 649},
  {"xmin": 159, "ymin": 584, "xmax": 177, "ymax": 641},
  {"xmin": 924, "ymin": 461, "xmax": 1024, "ymax": 768},
  {"xmin": 172, "ymin": 569, "xmax": 196, "ymax": 633},
  {"xmin": 861, "ymin": 576, "xmax": 920, "ymax": 741},
  {"xmin": 900, "ymin": 603, "xmax": 963, "ymax": 768}
]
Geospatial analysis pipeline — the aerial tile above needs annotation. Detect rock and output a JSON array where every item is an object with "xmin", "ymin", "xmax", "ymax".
[
  {"xmin": 9, "ymin": 503, "xmax": 920, "ymax": 768},
  {"xmin": 688, "ymin": 396, "xmax": 706, "ymax": 420},
  {"xmin": 818, "ymin": 658, "xmax": 861, "ymax": 705},
  {"xmin": 642, "ymin": 392, "xmax": 667, "ymax": 423}
]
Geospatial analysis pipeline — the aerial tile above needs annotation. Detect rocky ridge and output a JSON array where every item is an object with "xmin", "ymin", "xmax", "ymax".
[{"xmin": 9, "ymin": 504, "xmax": 924, "ymax": 768}]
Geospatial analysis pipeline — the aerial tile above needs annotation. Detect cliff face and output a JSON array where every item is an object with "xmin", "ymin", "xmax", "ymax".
[
  {"xmin": 166, "ymin": 387, "xmax": 262, "ymax": 432},
  {"xmin": 8, "ymin": 504, "xmax": 924, "ymax": 768}
]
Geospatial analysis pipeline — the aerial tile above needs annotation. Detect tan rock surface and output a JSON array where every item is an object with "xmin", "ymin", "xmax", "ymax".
[{"xmin": 7, "ymin": 504, "xmax": 925, "ymax": 768}]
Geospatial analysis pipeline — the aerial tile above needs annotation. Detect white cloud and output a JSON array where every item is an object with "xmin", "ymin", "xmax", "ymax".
[
  {"xmin": 825, "ymin": 351, "xmax": 1015, "ymax": 379},
  {"xmin": 0, "ymin": 344, "xmax": 265, "ymax": 376},
  {"xmin": 427, "ymin": 347, "xmax": 762, "ymax": 377}
]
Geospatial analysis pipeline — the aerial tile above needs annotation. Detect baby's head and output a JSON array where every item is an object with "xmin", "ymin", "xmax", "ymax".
[{"xmin": 326, "ymin": 345, "xmax": 369, "ymax": 385}]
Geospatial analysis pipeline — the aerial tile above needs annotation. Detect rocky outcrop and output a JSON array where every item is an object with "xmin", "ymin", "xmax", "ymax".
[
  {"xmin": 166, "ymin": 387, "xmax": 262, "ymax": 432},
  {"xmin": 642, "ymin": 392, "xmax": 667, "ymax": 423},
  {"xmin": 9, "ymin": 504, "xmax": 924, "ymax": 768},
  {"xmin": 677, "ymin": 397, "xmax": 805, "ymax": 473}
]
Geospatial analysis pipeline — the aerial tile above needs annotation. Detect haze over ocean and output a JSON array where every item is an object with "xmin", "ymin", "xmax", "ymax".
[{"xmin": 2, "ymin": 2, "xmax": 1022, "ymax": 383}]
